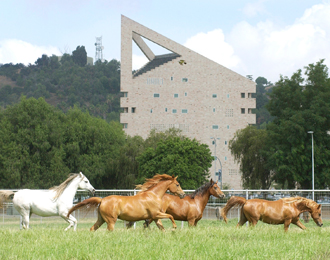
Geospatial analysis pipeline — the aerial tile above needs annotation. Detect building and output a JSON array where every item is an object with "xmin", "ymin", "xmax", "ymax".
[{"xmin": 120, "ymin": 15, "xmax": 256, "ymax": 189}]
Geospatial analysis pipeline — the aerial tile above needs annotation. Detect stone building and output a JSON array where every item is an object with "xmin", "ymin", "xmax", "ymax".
[{"xmin": 120, "ymin": 15, "xmax": 256, "ymax": 189}]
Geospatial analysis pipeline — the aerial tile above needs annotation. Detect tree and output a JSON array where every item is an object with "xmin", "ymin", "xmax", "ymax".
[
  {"xmin": 266, "ymin": 60, "xmax": 330, "ymax": 189},
  {"xmin": 0, "ymin": 97, "xmax": 126, "ymax": 189},
  {"xmin": 72, "ymin": 46, "xmax": 87, "ymax": 67},
  {"xmin": 229, "ymin": 125, "xmax": 272, "ymax": 189},
  {"xmin": 137, "ymin": 135, "xmax": 212, "ymax": 189}
]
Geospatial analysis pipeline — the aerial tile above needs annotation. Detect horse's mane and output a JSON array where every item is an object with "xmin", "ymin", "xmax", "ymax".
[
  {"xmin": 50, "ymin": 173, "xmax": 82, "ymax": 200},
  {"xmin": 281, "ymin": 196, "xmax": 319, "ymax": 210},
  {"xmin": 136, "ymin": 174, "xmax": 174, "ymax": 192},
  {"xmin": 188, "ymin": 181, "xmax": 214, "ymax": 199}
]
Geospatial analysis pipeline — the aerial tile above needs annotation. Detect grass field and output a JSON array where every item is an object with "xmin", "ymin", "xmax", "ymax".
[{"xmin": 1, "ymin": 218, "xmax": 329, "ymax": 260}]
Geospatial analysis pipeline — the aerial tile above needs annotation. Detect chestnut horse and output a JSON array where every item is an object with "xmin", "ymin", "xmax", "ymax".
[
  {"xmin": 221, "ymin": 196, "xmax": 323, "ymax": 231},
  {"xmin": 127, "ymin": 179, "xmax": 225, "ymax": 228},
  {"xmin": 67, "ymin": 174, "xmax": 185, "ymax": 231}
]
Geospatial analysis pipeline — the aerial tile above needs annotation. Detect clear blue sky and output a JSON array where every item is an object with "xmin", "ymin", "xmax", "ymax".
[{"xmin": 1, "ymin": 0, "xmax": 329, "ymax": 83}]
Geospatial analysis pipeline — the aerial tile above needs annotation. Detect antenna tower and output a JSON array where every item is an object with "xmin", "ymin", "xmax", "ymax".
[{"xmin": 95, "ymin": 36, "xmax": 104, "ymax": 62}]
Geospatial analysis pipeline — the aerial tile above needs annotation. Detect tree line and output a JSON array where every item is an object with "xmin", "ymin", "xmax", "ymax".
[
  {"xmin": 230, "ymin": 60, "xmax": 330, "ymax": 190},
  {"xmin": 0, "ymin": 97, "xmax": 212, "ymax": 189},
  {"xmin": 0, "ymin": 46, "xmax": 121, "ymax": 122}
]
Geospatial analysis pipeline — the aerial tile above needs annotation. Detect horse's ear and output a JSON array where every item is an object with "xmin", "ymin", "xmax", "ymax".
[
  {"xmin": 210, "ymin": 179, "xmax": 214, "ymax": 184},
  {"xmin": 318, "ymin": 204, "xmax": 322, "ymax": 209},
  {"xmin": 79, "ymin": 172, "xmax": 83, "ymax": 178}
]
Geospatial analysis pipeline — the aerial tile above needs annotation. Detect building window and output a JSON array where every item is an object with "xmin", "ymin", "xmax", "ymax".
[
  {"xmin": 154, "ymin": 93, "xmax": 160, "ymax": 98},
  {"xmin": 248, "ymin": 93, "xmax": 256, "ymax": 98},
  {"xmin": 248, "ymin": 108, "xmax": 254, "ymax": 114},
  {"xmin": 212, "ymin": 94, "xmax": 217, "ymax": 98},
  {"xmin": 172, "ymin": 109, "xmax": 177, "ymax": 114},
  {"xmin": 185, "ymin": 92, "xmax": 187, "ymax": 96},
  {"xmin": 182, "ymin": 78, "xmax": 188, "ymax": 82},
  {"xmin": 171, "ymin": 76, "xmax": 173, "ymax": 81},
  {"xmin": 225, "ymin": 156, "xmax": 227, "ymax": 161},
  {"xmin": 241, "ymin": 93, "xmax": 245, "ymax": 98},
  {"xmin": 147, "ymin": 78, "xmax": 163, "ymax": 85},
  {"xmin": 225, "ymin": 141, "xmax": 227, "ymax": 145},
  {"xmin": 182, "ymin": 109, "xmax": 188, "ymax": 113},
  {"xmin": 241, "ymin": 108, "xmax": 245, "ymax": 114},
  {"xmin": 165, "ymin": 108, "xmax": 168, "ymax": 112},
  {"xmin": 123, "ymin": 107, "xmax": 128, "ymax": 113},
  {"xmin": 225, "ymin": 109, "xmax": 233, "ymax": 117},
  {"xmin": 174, "ymin": 93, "xmax": 179, "ymax": 98},
  {"xmin": 213, "ymin": 108, "xmax": 215, "ymax": 112},
  {"xmin": 227, "ymin": 94, "xmax": 230, "ymax": 98},
  {"xmin": 123, "ymin": 92, "xmax": 128, "ymax": 97},
  {"xmin": 212, "ymin": 125, "xmax": 219, "ymax": 129},
  {"xmin": 227, "ymin": 125, "xmax": 230, "ymax": 129},
  {"xmin": 150, "ymin": 109, "xmax": 153, "ymax": 113},
  {"xmin": 123, "ymin": 123, "xmax": 128, "ymax": 129},
  {"xmin": 131, "ymin": 107, "xmax": 136, "ymax": 113}
]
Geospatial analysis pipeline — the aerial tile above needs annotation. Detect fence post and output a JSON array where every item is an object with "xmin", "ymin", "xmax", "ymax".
[
  {"xmin": 246, "ymin": 190, "xmax": 249, "ymax": 226},
  {"xmin": 134, "ymin": 189, "xmax": 136, "ymax": 229}
]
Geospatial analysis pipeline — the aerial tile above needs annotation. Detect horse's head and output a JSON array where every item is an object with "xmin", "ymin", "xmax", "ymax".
[
  {"xmin": 310, "ymin": 203, "xmax": 323, "ymax": 227},
  {"xmin": 78, "ymin": 172, "xmax": 96, "ymax": 196},
  {"xmin": 209, "ymin": 179, "xmax": 225, "ymax": 198},
  {"xmin": 168, "ymin": 176, "xmax": 185, "ymax": 199}
]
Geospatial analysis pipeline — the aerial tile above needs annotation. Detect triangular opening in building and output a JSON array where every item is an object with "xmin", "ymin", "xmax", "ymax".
[{"xmin": 132, "ymin": 34, "xmax": 180, "ymax": 77}]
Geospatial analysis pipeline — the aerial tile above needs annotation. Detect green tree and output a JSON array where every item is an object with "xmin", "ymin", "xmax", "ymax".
[
  {"xmin": 266, "ymin": 60, "xmax": 330, "ymax": 189},
  {"xmin": 137, "ymin": 135, "xmax": 212, "ymax": 189},
  {"xmin": 0, "ymin": 97, "xmax": 126, "ymax": 189},
  {"xmin": 229, "ymin": 125, "xmax": 272, "ymax": 189},
  {"xmin": 72, "ymin": 46, "xmax": 87, "ymax": 67}
]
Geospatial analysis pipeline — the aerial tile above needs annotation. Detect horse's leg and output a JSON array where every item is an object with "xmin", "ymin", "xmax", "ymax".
[
  {"xmin": 90, "ymin": 211, "xmax": 105, "ymax": 231},
  {"xmin": 188, "ymin": 218, "xmax": 195, "ymax": 227},
  {"xmin": 126, "ymin": 221, "xmax": 135, "ymax": 229},
  {"xmin": 16, "ymin": 207, "xmax": 30, "ymax": 229},
  {"xmin": 155, "ymin": 219, "xmax": 165, "ymax": 231},
  {"xmin": 60, "ymin": 213, "xmax": 77, "ymax": 231},
  {"xmin": 154, "ymin": 212, "xmax": 177, "ymax": 230},
  {"xmin": 106, "ymin": 218, "xmax": 116, "ymax": 231},
  {"xmin": 143, "ymin": 219, "xmax": 152, "ymax": 228},
  {"xmin": 237, "ymin": 210, "xmax": 248, "ymax": 228},
  {"xmin": 284, "ymin": 219, "xmax": 292, "ymax": 232},
  {"xmin": 293, "ymin": 219, "xmax": 306, "ymax": 230}
]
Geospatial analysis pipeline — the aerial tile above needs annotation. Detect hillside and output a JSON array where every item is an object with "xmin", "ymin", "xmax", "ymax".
[{"xmin": 0, "ymin": 51, "xmax": 122, "ymax": 122}]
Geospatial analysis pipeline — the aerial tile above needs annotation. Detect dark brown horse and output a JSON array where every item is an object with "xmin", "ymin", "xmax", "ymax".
[
  {"xmin": 127, "ymin": 179, "xmax": 225, "ymax": 228},
  {"xmin": 221, "ymin": 196, "xmax": 323, "ymax": 231},
  {"xmin": 67, "ymin": 174, "xmax": 185, "ymax": 231}
]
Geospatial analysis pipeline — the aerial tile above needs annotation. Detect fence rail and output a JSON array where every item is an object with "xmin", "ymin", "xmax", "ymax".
[{"xmin": 2, "ymin": 189, "xmax": 330, "ymax": 225}]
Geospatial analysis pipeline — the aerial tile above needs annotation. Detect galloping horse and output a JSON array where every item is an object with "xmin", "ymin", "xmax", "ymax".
[
  {"xmin": 127, "ymin": 179, "xmax": 225, "ymax": 228},
  {"xmin": 67, "ymin": 174, "xmax": 185, "ymax": 231},
  {"xmin": 221, "ymin": 196, "xmax": 323, "ymax": 231},
  {"xmin": 0, "ymin": 172, "xmax": 95, "ymax": 230}
]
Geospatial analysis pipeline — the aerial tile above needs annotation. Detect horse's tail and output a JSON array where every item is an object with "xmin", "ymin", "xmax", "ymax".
[
  {"xmin": 67, "ymin": 197, "xmax": 102, "ymax": 218},
  {"xmin": 221, "ymin": 196, "xmax": 247, "ymax": 223},
  {"xmin": 0, "ymin": 191, "xmax": 15, "ymax": 209}
]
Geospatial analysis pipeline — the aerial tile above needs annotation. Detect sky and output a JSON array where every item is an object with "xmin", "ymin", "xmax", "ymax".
[{"xmin": 1, "ymin": 0, "xmax": 330, "ymax": 84}]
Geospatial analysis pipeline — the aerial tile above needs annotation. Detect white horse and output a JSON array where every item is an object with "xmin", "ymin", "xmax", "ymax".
[{"xmin": 0, "ymin": 172, "xmax": 95, "ymax": 231}]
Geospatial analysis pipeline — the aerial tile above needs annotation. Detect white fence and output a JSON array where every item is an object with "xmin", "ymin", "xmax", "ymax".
[{"xmin": 2, "ymin": 189, "xmax": 330, "ymax": 224}]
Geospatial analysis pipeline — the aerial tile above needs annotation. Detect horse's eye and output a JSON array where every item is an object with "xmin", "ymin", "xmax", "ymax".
[
  {"xmin": 85, "ymin": 181, "xmax": 88, "ymax": 183},
  {"xmin": 176, "ymin": 184, "xmax": 179, "ymax": 187},
  {"xmin": 214, "ymin": 187, "xmax": 217, "ymax": 190},
  {"xmin": 319, "ymin": 214, "xmax": 321, "ymax": 217}
]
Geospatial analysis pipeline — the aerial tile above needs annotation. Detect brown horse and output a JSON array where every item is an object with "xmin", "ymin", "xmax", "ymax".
[
  {"xmin": 67, "ymin": 174, "xmax": 185, "ymax": 231},
  {"xmin": 221, "ymin": 196, "xmax": 323, "ymax": 231},
  {"xmin": 127, "ymin": 179, "xmax": 225, "ymax": 228}
]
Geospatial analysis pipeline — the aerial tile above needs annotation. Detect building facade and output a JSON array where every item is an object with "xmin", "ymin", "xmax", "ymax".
[{"xmin": 120, "ymin": 15, "xmax": 256, "ymax": 189}]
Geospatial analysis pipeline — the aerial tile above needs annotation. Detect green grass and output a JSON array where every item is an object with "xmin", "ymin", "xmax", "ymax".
[{"xmin": 0, "ymin": 219, "xmax": 329, "ymax": 260}]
